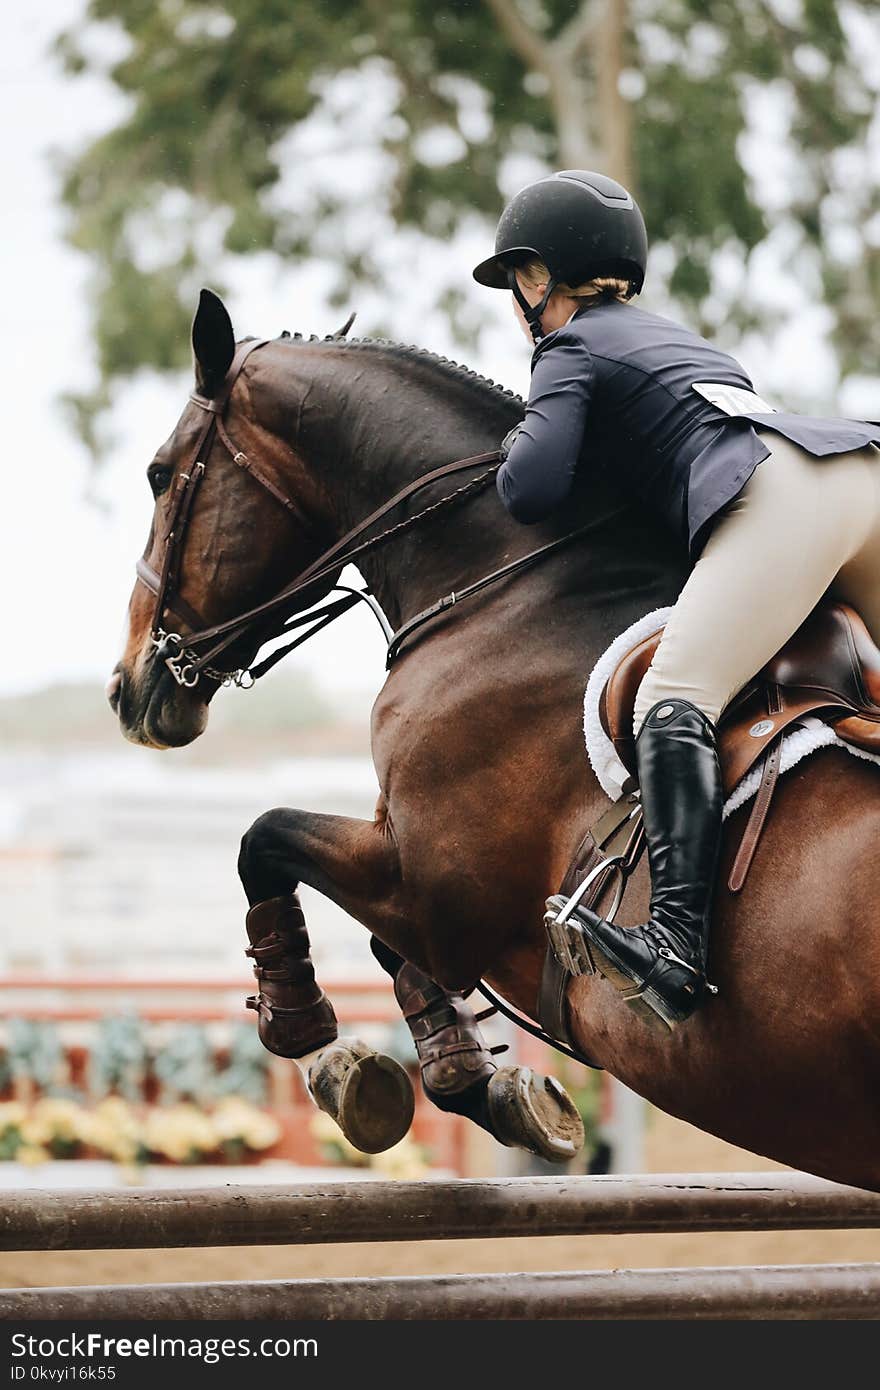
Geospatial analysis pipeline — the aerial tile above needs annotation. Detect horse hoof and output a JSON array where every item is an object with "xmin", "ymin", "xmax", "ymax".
[
  {"xmin": 486, "ymin": 1065, "xmax": 585, "ymax": 1163},
  {"xmin": 308, "ymin": 1038, "xmax": 415, "ymax": 1155}
]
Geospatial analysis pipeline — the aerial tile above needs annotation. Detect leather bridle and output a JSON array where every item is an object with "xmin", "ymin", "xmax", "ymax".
[{"xmin": 136, "ymin": 337, "xmax": 598, "ymax": 689}]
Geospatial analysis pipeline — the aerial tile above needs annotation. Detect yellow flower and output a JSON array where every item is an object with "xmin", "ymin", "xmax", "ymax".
[
  {"xmin": 212, "ymin": 1098, "xmax": 280, "ymax": 1150},
  {"xmin": 143, "ymin": 1104, "xmax": 217, "ymax": 1162},
  {"xmin": 79, "ymin": 1098, "xmax": 142, "ymax": 1163},
  {"xmin": 368, "ymin": 1136, "xmax": 430, "ymax": 1180},
  {"xmin": 93, "ymin": 1097, "xmax": 140, "ymax": 1140},
  {"xmin": 16, "ymin": 1144, "xmax": 50, "ymax": 1166},
  {"xmin": 0, "ymin": 1095, "xmax": 285, "ymax": 1168},
  {"xmin": 0, "ymin": 1102, "xmax": 26, "ymax": 1132},
  {"xmin": 22, "ymin": 1098, "xmax": 83, "ymax": 1146}
]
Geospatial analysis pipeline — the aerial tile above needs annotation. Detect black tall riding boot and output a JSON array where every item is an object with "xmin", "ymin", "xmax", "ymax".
[{"xmin": 547, "ymin": 698, "xmax": 724, "ymax": 1027}]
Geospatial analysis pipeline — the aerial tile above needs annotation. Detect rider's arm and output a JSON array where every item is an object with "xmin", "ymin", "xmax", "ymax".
[{"xmin": 496, "ymin": 330, "xmax": 594, "ymax": 524}]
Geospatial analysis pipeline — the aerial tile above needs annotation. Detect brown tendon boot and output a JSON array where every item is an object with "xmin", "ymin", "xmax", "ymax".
[
  {"xmin": 246, "ymin": 894, "xmax": 414, "ymax": 1154},
  {"xmin": 244, "ymin": 893, "xmax": 338, "ymax": 1058},
  {"xmin": 394, "ymin": 962, "xmax": 584, "ymax": 1163},
  {"xmin": 394, "ymin": 962, "xmax": 498, "ymax": 1103}
]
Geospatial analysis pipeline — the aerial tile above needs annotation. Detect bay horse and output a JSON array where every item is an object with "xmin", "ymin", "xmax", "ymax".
[{"xmin": 110, "ymin": 290, "xmax": 880, "ymax": 1189}]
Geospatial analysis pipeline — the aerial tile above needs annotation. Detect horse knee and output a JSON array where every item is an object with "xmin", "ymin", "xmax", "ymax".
[{"xmin": 238, "ymin": 809, "xmax": 297, "ymax": 900}]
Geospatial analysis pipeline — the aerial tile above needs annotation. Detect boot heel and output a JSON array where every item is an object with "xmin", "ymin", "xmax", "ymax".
[{"xmin": 560, "ymin": 908, "xmax": 706, "ymax": 1030}]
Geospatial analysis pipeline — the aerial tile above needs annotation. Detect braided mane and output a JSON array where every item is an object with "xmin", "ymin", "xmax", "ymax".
[{"xmin": 278, "ymin": 330, "xmax": 524, "ymax": 410}]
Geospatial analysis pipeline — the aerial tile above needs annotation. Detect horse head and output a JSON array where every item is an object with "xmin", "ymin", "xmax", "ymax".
[{"xmin": 108, "ymin": 289, "xmax": 340, "ymax": 748}]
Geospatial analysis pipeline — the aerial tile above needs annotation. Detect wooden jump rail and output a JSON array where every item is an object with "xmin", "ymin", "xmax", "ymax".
[
  {"xmin": 1, "ymin": 1171, "xmax": 880, "ymax": 1320},
  {"xmin": 4, "ymin": 1264, "xmax": 880, "ymax": 1321},
  {"xmin": 3, "ymin": 1172, "xmax": 880, "ymax": 1250}
]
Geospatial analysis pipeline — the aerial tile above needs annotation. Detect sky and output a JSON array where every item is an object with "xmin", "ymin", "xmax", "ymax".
[
  {"xmin": 1, "ymin": 2, "xmax": 878, "ymax": 708},
  {"xmin": 0, "ymin": 3, "xmax": 536, "ymax": 708}
]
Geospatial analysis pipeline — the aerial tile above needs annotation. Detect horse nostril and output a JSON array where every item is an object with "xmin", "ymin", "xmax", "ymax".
[{"xmin": 106, "ymin": 669, "xmax": 123, "ymax": 712}]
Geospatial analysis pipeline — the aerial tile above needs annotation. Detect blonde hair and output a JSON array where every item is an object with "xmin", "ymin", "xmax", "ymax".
[{"xmin": 517, "ymin": 258, "xmax": 635, "ymax": 305}]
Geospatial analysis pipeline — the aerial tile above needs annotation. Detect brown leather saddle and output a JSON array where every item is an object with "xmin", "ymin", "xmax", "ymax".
[
  {"xmin": 600, "ymin": 598, "xmax": 880, "ymax": 795},
  {"xmin": 540, "ymin": 599, "xmax": 880, "ymax": 1053}
]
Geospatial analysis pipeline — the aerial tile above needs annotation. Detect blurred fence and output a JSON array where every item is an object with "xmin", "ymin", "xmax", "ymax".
[{"xmin": 0, "ymin": 977, "xmax": 474, "ymax": 1172}]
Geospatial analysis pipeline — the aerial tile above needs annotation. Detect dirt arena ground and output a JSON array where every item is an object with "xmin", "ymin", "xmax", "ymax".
[{"xmin": 3, "ymin": 1108, "xmax": 879, "ymax": 1290}]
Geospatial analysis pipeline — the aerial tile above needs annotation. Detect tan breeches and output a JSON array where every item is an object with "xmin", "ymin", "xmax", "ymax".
[{"xmin": 632, "ymin": 434, "xmax": 880, "ymax": 737}]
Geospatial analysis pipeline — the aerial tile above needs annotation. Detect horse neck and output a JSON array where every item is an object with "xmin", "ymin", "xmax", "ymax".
[
  {"xmin": 273, "ymin": 342, "xmax": 513, "ymax": 625},
  {"xmin": 273, "ymin": 341, "xmax": 687, "ymax": 645}
]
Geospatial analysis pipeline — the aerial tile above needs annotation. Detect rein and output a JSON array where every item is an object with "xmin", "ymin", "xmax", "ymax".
[{"xmin": 137, "ymin": 337, "xmax": 593, "ymax": 688}]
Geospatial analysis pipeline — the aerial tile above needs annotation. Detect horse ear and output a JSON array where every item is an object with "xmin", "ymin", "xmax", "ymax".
[{"xmin": 192, "ymin": 288, "xmax": 235, "ymax": 395}]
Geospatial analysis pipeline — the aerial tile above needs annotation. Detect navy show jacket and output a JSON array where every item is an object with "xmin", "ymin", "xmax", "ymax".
[{"xmin": 497, "ymin": 300, "xmax": 880, "ymax": 561}]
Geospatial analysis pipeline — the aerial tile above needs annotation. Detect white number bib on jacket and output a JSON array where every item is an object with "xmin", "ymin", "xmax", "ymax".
[{"xmin": 691, "ymin": 382, "xmax": 778, "ymax": 416}]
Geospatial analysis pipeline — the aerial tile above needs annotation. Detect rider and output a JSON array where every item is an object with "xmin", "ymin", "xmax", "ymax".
[{"xmin": 473, "ymin": 169, "xmax": 880, "ymax": 1029}]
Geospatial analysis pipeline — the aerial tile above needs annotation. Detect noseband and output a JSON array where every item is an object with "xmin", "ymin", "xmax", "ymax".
[{"xmin": 136, "ymin": 338, "xmax": 598, "ymax": 689}]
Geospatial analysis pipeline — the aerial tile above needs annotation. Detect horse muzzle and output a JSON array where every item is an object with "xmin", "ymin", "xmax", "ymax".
[
  {"xmin": 109, "ymin": 653, "xmax": 209, "ymax": 749},
  {"xmin": 105, "ymin": 668, "xmax": 123, "ymax": 713}
]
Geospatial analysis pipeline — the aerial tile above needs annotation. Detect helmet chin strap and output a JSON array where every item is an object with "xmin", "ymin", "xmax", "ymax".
[{"xmin": 507, "ymin": 266, "xmax": 558, "ymax": 344}]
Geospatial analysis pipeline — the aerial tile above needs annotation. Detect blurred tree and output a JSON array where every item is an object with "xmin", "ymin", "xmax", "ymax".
[{"xmin": 56, "ymin": 0, "xmax": 879, "ymax": 451}]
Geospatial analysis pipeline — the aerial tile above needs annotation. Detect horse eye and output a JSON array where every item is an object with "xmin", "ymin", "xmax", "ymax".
[{"xmin": 148, "ymin": 466, "xmax": 173, "ymax": 497}]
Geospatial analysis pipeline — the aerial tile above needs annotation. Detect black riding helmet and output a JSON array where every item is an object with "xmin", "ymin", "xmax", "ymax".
[{"xmin": 473, "ymin": 170, "xmax": 648, "ymax": 342}]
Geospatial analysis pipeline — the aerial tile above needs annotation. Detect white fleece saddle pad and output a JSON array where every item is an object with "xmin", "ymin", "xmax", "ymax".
[{"xmin": 583, "ymin": 606, "xmax": 880, "ymax": 820}]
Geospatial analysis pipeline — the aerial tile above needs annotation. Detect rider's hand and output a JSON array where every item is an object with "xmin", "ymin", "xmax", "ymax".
[{"xmin": 500, "ymin": 423, "xmax": 524, "ymax": 461}]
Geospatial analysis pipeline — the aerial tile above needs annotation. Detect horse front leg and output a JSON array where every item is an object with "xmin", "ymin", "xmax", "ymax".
[
  {"xmin": 238, "ymin": 807, "xmax": 416, "ymax": 1155},
  {"xmin": 239, "ymin": 805, "xmax": 584, "ymax": 1164}
]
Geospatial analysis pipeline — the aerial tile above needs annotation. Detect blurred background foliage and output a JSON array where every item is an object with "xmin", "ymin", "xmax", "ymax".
[
  {"xmin": 54, "ymin": 0, "xmax": 879, "ymax": 455},
  {"xmin": 2, "ymin": 1014, "xmax": 271, "ymax": 1106}
]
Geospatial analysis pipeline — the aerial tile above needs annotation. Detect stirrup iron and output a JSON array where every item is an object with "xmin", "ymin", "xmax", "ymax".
[{"xmin": 543, "ymin": 854, "xmax": 626, "ymax": 978}]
